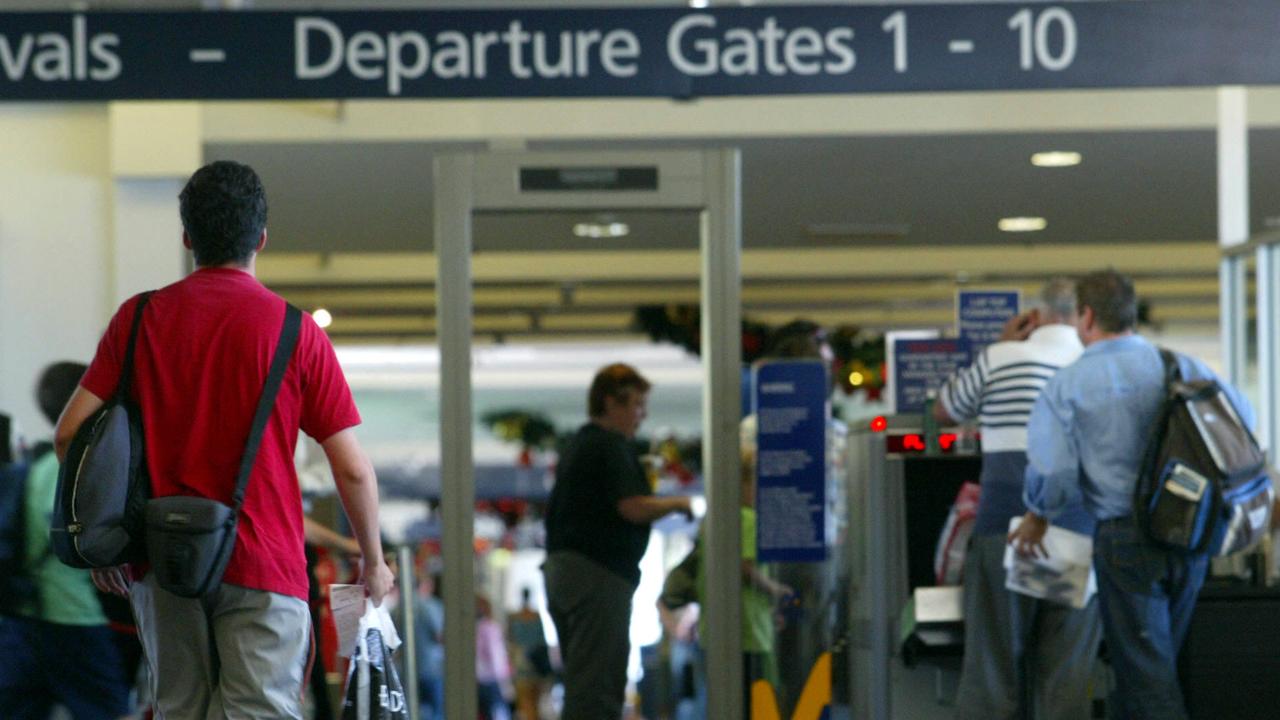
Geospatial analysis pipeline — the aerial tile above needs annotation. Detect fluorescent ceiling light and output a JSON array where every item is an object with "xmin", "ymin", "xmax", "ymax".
[
  {"xmin": 689, "ymin": 0, "xmax": 710, "ymax": 7},
  {"xmin": 313, "ymin": 308, "xmax": 333, "ymax": 328},
  {"xmin": 573, "ymin": 222, "xmax": 630, "ymax": 239},
  {"xmin": 1031, "ymin": 151, "xmax": 1082, "ymax": 167},
  {"xmin": 998, "ymin": 217, "xmax": 1048, "ymax": 232}
]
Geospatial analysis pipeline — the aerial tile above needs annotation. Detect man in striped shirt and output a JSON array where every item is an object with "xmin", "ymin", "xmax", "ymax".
[{"xmin": 934, "ymin": 279, "xmax": 1101, "ymax": 720}]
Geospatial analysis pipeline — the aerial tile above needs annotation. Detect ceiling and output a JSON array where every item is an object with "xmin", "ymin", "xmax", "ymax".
[{"xmin": 203, "ymin": 129, "xmax": 1277, "ymax": 342}]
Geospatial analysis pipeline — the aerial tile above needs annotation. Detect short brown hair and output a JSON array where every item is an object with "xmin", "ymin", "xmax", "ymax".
[
  {"xmin": 588, "ymin": 363, "xmax": 651, "ymax": 417},
  {"xmin": 1076, "ymin": 269, "xmax": 1137, "ymax": 333}
]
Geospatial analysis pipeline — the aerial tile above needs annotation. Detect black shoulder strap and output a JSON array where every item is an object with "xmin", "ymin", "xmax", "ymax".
[
  {"xmin": 1158, "ymin": 347, "xmax": 1181, "ymax": 388},
  {"xmin": 115, "ymin": 292, "xmax": 154, "ymax": 402},
  {"xmin": 230, "ymin": 304, "xmax": 303, "ymax": 513}
]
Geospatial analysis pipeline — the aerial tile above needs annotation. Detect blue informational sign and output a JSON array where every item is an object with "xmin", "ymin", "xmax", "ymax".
[
  {"xmin": 5, "ymin": 2, "xmax": 1280, "ymax": 101},
  {"xmin": 957, "ymin": 289, "xmax": 1020, "ymax": 350},
  {"xmin": 893, "ymin": 338, "xmax": 972, "ymax": 415},
  {"xmin": 754, "ymin": 360, "xmax": 828, "ymax": 563}
]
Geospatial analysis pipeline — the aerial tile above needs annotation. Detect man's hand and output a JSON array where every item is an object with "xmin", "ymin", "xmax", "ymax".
[
  {"xmin": 1008, "ymin": 511, "xmax": 1051, "ymax": 559},
  {"xmin": 362, "ymin": 557, "xmax": 396, "ymax": 607},
  {"xmin": 91, "ymin": 565, "xmax": 131, "ymax": 597},
  {"xmin": 999, "ymin": 309, "xmax": 1041, "ymax": 342}
]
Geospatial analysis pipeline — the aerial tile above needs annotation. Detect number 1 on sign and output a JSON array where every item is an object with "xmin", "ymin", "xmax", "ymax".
[{"xmin": 882, "ymin": 11, "xmax": 907, "ymax": 73}]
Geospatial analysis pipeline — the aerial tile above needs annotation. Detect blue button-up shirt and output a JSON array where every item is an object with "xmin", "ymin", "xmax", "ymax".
[{"xmin": 1024, "ymin": 334, "xmax": 1255, "ymax": 522}]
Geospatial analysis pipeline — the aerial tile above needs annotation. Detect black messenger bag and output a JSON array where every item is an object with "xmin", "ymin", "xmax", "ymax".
[
  {"xmin": 51, "ymin": 292, "xmax": 153, "ymax": 568},
  {"xmin": 146, "ymin": 304, "xmax": 301, "ymax": 598}
]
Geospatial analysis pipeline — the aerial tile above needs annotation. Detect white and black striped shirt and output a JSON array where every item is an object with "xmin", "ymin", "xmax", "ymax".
[{"xmin": 939, "ymin": 324, "xmax": 1083, "ymax": 453}]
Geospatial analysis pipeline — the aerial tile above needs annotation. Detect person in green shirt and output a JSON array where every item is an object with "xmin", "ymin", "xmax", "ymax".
[
  {"xmin": 697, "ymin": 448, "xmax": 794, "ymax": 714},
  {"xmin": 0, "ymin": 362, "xmax": 131, "ymax": 719}
]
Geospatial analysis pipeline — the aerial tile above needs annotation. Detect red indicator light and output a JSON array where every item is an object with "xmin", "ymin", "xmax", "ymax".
[
  {"xmin": 870, "ymin": 416, "xmax": 888, "ymax": 433},
  {"xmin": 939, "ymin": 434, "xmax": 957, "ymax": 451},
  {"xmin": 902, "ymin": 434, "xmax": 925, "ymax": 451}
]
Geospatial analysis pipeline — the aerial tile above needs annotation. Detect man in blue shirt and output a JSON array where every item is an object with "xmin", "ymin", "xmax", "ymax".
[{"xmin": 1012, "ymin": 270, "xmax": 1254, "ymax": 720}]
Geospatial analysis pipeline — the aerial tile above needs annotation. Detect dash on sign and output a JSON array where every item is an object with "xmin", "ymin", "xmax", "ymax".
[
  {"xmin": 189, "ymin": 49, "xmax": 226, "ymax": 63},
  {"xmin": 948, "ymin": 39, "xmax": 975, "ymax": 53}
]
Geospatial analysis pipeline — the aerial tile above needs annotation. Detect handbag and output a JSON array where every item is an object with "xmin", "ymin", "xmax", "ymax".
[
  {"xmin": 50, "ymin": 292, "xmax": 153, "ymax": 568},
  {"xmin": 145, "ymin": 304, "xmax": 301, "ymax": 598}
]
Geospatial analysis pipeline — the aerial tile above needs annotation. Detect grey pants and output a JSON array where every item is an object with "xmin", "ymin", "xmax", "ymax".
[
  {"xmin": 543, "ymin": 551, "xmax": 635, "ymax": 720},
  {"xmin": 130, "ymin": 573, "xmax": 311, "ymax": 720},
  {"xmin": 955, "ymin": 534, "xmax": 1103, "ymax": 720}
]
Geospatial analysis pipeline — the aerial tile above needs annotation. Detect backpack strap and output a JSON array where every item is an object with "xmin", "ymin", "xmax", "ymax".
[
  {"xmin": 1158, "ymin": 347, "xmax": 1181, "ymax": 388},
  {"xmin": 229, "ymin": 304, "xmax": 303, "ymax": 515},
  {"xmin": 115, "ymin": 292, "xmax": 154, "ymax": 403}
]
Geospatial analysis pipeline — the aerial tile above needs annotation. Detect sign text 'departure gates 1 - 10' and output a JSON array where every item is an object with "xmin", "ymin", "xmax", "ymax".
[{"xmin": 3, "ymin": 1, "xmax": 1280, "ymax": 101}]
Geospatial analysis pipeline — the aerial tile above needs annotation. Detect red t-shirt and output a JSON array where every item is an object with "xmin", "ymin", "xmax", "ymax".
[{"xmin": 81, "ymin": 267, "xmax": 360, "ymax": 600}]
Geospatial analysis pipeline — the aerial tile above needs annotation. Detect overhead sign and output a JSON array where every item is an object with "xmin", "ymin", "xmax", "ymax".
[
  {"xmin": 891, "ymin": 337, "xmax": 972, "ymax": 415},
  {"xmin": 957, "ymin": 289, "xmax": 1020, "ymax": 350},
  {"xmin": 4, "ymin": 2, "xmax": 1280, "ymax": 100},
  {"xmin": 754, "ymin": 360, "xmax": 829, "ymax": 563}
]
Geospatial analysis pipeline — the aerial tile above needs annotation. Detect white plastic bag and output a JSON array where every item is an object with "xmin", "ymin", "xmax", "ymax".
[
  {"xmin": 340, "ymin": 599, "xmax": 406, "ymax": 720},
  {"xmin": 934, "ymin": 482, "xmax": 981, "ymax": 585}
]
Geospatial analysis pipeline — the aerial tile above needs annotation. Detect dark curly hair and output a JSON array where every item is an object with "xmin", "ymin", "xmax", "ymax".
[
  {"xmin": 36, "ymin": 361, "xmax": 87, "ymax": 426},
  {"xmin": 179, "ymin": 161, "xmax": 268, "ymax": 267}
]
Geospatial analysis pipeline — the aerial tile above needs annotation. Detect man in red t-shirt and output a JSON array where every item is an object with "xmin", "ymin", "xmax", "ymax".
[{"xmin": 54, "ymin": 161, "xmax": 394, "ymax": 719}]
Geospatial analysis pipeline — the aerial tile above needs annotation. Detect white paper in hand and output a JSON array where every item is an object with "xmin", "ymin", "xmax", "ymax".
[
  {"xmin": 332, "ymin": 585, "xmax": 404, "ymax": 659},
  {"xmin": 1002, "ymin": 518, "xmax": 1097, "ymax": 609},
  {"xmin": 330, "ymin": 584, "xmax": 367, "ymax": 658}
]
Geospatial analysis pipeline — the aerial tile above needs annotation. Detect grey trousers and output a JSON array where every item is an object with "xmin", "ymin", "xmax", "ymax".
[
  {"xmin": 955, "ymin": 535, "xmax": 1103, "ymax": 720},
  {"xmin": 543, "ymin": 551, "xmax": 635, "ymax": 720},
  {"xmin": 130, "ymin": 573, "xmax": 311, "ymax": 720}
]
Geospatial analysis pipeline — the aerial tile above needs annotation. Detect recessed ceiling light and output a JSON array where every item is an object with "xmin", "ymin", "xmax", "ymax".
[
  {"xmin": 689, "ymin": 0, "xmax": 710, "ymax": 7},
  {"xmin": 573, "ymin": 222, "xmax": 630, "ymax": 239},
  {"xmin": 313, "ymin": 308, "xmax": 333, "ymax": 328},
  {"xmin": 999, "ymin": 217, "xmax": 1048, "ymax": 232},
  {"xmin": 1031, "ymin": 151, "xmax": 1082, "ymax": 167}
]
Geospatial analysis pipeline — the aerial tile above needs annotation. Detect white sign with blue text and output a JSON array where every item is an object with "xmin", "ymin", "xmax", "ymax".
[{"xmin": 754, "ymin": 360, "xmax": 828, "ymax": 563}]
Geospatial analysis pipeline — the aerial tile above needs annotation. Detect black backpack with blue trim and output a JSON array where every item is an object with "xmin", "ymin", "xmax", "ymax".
[{"xmin": 1136, "ymin": 349, "xmax": 1275, "ymax": 557}]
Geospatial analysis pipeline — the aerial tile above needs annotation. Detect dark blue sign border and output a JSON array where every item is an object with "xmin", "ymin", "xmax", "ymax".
[{"xmin": 1, "ymin": 2, "xmax": 1279, "ymax": 101}]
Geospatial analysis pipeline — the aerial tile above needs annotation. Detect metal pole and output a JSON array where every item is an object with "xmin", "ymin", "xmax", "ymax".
[
  {"xmin": 1220, "ymin": 257, "xmax": 1247, "ymax": 388},
  {"xmin": 701, "ymin": 148, "xmax": 744, "ymax": 720},
  {"xmin": 865, "ymin": 433, "xmax": 891, "ymax": 720},
  {"xmin": 1218, "ymin": 87, "xmax": 1249, "ymax": 388},
  {"xmin": 434, "ymin": 153, "xmax": 478, "ymax": 720},
  {"xmin": 399, "ymin": 545, "xmax": 420, "ymax": 720},
  {"xmin": 1258, "ymin": 244, "xmax": 1278, "ymax": 453}
]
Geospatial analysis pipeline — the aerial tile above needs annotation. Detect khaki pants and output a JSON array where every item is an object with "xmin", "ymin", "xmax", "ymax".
[{"xmin": 130, "ymin": 573, "xmax": 311, "ymax": 720}]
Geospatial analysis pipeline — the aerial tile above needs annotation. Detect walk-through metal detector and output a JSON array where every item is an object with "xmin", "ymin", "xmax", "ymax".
[
  {"xmin": 432, "ymin": 149, "xmax": 743, "ymax": 720},
  {"xmin": 847, "ymin": 414, "xmax": 982, "ymax": 719}
]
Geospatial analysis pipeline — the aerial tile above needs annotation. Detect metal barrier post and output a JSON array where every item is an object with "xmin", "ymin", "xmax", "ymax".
[{"xmin": 399, "ymin": 545, "xmax": 419, "ymax": 720}]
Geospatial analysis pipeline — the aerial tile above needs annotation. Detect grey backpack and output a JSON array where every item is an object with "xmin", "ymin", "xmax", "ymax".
[{"xmin": 50, "ymin": 292, "xmax": 153, "ymax": 568}]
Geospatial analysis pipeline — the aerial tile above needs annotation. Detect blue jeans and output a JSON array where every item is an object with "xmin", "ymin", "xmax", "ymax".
[
  {"xmin": 0, "ymin": 616, "xmax": 131, "ymax": 720},
  {"xmin": 417, "ymin": 673, "xmax": 444, "ymax": 720},
  {"xmin": 1094, "ymin": 516, "xmax": 1208, "ymax": 720}
]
